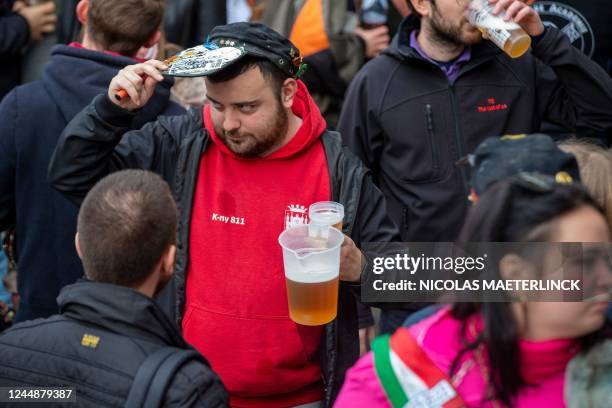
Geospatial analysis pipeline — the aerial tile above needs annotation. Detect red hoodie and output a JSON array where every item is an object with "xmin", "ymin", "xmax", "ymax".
[{"xmin": 184, "ymin": 81, "xmax": 331, "ymax": 407}]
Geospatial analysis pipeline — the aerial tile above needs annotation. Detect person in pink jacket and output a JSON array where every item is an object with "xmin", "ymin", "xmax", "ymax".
[{"xmin": 336, "ymin": 174, "xmax": 612, "ymax": 408}]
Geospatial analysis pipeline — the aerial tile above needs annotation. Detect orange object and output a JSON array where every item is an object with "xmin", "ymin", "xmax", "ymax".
[
  {"xmin": 289, "ymin": 0, "xmax": 330, "ymax": 58},
  {"xmin": 114, "ymin": 89, "xmax": 128, "ymax": 101}
]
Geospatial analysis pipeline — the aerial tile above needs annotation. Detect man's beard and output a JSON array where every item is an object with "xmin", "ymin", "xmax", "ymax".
[
  {"xmin": 216, "ymin": 102, "xmax": 289, "ymax": 158},
  {"xmin": 428, "ymin": 4, "xmax": 480, "ymax": 48}
]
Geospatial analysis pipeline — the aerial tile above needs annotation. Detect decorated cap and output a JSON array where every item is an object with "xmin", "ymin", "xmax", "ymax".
[
  {"xmin": 470, "ymin": 133, "xmax": 581, "ymax": 197},
  {"xmin": 162, "ymin": 22, "xmax": 306, "ymax": 78}
]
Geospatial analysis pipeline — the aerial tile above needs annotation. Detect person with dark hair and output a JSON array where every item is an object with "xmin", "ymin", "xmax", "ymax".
[
  {"xmin": 336, "ymin": 174, "xmax": 612, "ymax": 407},
  {"xmin": 48, "ymin": 22, "xmax": 399, "ymax": 407},
  {"xmin": 0, "ymin": 0, "xmax": 183, "ymax": 323},
  {"xmin": 338, "ymin": 0, "xmax": 612, "ymax": 333},
  {"xmin": 0, "ymin": 169, "xmax": 228, "ymax": 406}
]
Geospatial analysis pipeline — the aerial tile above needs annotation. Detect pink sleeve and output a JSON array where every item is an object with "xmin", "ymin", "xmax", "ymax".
[{"xmin": 334, "ymin": 352, "xmax": 392, "ymax": 408}]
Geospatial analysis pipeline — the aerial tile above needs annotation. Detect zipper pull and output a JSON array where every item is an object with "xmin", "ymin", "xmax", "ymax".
[{"xmin": 425, "ymin": 104, "xmax": 434, "ymax": 131}]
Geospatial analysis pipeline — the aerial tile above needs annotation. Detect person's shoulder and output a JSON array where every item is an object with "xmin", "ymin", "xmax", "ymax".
[
  {"xmin": 0, "ymin": 80, "xmax": 48, "ymax": 112},
  {"xmin": 355, "ymin": 53, "xmax": 401, "ymax": 82},
  {"xmin": 323, "ymin": 130, "xmax": 369, "ymax": 171},
  {"xmin": 154, "ymin": 107, "xmax": 204, "ymax": 138},
  {"xmin": 163, "ymin": 358, "xmax": 228, "ymax": 407},
  {"xmin": 0, "ymin": 315, "xmax": 69, "ymax": 346}
]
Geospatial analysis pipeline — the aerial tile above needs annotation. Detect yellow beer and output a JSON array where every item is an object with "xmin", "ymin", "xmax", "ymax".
[{"xmin": 286, "ymin": 276, "xmax": 339, "ymax": 326}]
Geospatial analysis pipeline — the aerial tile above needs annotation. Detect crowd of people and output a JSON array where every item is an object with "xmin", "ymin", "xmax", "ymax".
[{"xmin": 0, "ymin": 0, "xmax": 611, "ymax": 407}]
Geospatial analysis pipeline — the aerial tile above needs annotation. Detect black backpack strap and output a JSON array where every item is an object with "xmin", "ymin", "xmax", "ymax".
[{"xmin": 125, "ymin": 347, "xmax": 202, "ymax": 408}]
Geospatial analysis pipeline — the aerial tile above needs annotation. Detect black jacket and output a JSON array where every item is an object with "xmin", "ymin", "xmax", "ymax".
[
  {"xmin": 48, "ymin": 94, "xmax": 400, "ymax": 405},
  {"xmin": 0, "ymin": 45, "xmax": 184, "ymax": 323},
  {"xmin": 338, "ymin": 16, "xmax": 612, "ymax": 244},
  {"xmin": 0, "ymin": 281, "xmax": 228, "ymax": 407},
  {"xmin": 534, "ymin": 0, "xmax": 612, "ymax": 75},
  {"xmin": 0, "ymin": 0, "xmax": 29, "ymax": 100}
]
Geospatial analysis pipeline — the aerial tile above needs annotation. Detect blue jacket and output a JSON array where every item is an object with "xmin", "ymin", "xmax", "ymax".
[{"xmin": 0, "ymin": 44, "xmax": 184, "ymax": 322}]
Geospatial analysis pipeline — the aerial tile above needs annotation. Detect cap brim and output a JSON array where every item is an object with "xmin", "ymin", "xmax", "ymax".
[{"xmin": 162, "ymin": 45, "xmax": 248, "ymax": 78}]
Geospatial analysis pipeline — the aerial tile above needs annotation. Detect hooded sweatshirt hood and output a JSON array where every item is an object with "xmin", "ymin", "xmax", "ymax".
[
  {"xmin": 204, "ymin": 80, "xmax": 327, "ymax": 160},
  {"xmin": 42, "ymin": 44, "xmax": 178, "ymax": 127}
]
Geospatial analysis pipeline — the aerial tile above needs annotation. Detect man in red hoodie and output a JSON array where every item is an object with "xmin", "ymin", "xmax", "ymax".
[{"xmin": 49, "ymin": 22, "xmax": 399, "ymax": 407}]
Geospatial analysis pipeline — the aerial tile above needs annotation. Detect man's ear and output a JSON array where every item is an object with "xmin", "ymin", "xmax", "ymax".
[
  {"xmin": 76, "ymin": 0, "xmax": 89, "ymax": 25},
  {"xmin": 161, "ymin": 244, "xmax": 176, "ymax": 279},
  {"xmin": 74, "ymin": 232, "xmax": 82, "ymax": 260},
  {"xmin": 143, "ymin": 30, "xmax": 162, "ymax": 49},
  {"xmin": 281, "ymin": 78, "xmax": 298, "ymax": 109},
  {"xmin": 410, "ymin": 0, "xmax": 430, "ymax": 18}
]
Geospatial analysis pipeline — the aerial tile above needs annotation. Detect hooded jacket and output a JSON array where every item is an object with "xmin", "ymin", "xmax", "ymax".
[
  {"xmin": 48, "ymin": 81, "xmax": 400, "ymax": 405},
  {"xmin": 338, "ymin": 17, "xmax": 612, "ymax": 245},
  {"xmin": 0, "ymin": 281, "xmax": 228, "ymax": 407},
  {"xmin": 0, "ymin": 44, "xmax": 183, "ymax": 322}
]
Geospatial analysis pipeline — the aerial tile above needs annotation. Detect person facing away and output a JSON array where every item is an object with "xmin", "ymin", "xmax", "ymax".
[
  {"xmin": 0, "ymin": 169, "xmax": 228, "ymax": 407},
  {"xmin": 336, "ymin": 174, "xmax": 612, "ymax": 407},
  {"xmin": 48, "ymin": 22, "xmax": 399, "ymax": 407},
  {"xmin": 338, "ymin": 0, "xmax": 612, "ymax": 333},
  {"xmin": 0, "ymin": 0, "xmax": 184, "ymax": 323}
]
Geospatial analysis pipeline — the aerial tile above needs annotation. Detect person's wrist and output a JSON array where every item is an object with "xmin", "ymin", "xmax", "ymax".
[
  {"xmin": 531, "ymin": 25, "xmax": 548, "ymax": 48},
  {"xmin": 95, "ymin": 94, "xmax": 137, "ymax": 127},
  {"xmin": 530, "ymin": 22, "xmax": 545, "ymax": 37}
]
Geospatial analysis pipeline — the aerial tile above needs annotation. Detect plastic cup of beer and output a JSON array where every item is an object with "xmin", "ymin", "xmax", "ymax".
[
  {"xmin": 309, "ymin": 201, "xmax": 344, "ymax": 231},
  {"xmin": 278, "ymin": 225, "xmax": 344, "ymax": 326},
  {"xmin": 466, "ymin": 0, "xmax": 531, "ymax": 58}
]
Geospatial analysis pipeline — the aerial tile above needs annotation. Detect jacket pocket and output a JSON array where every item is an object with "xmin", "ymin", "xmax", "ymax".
[
  {"xmin": 385, "ymin": 102, "xmax": 446, "ymax": 184},
  {"xmin": 181, "ymin": 304, "xmax": 323, "ymax": 397}
]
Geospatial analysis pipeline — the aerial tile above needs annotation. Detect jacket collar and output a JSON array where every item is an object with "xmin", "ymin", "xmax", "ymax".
[{"xmin": 58, "ymin": 280, "xmax": 186, "ymax": 347}]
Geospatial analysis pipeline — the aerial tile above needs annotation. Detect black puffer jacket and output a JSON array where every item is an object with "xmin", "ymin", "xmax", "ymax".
[{"xmin": 0, "ymin": 281, "xmax": 228, "ymax": 407}]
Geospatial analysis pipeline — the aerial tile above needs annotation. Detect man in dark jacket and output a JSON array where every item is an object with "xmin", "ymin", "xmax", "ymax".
[
  {"xmin": 49, "ymin": 22, "xmax": 399, "ymax": 407},
  {"xmin": 0, "ymin": 0, "xmax": 56, "ymax": 100},
  {"xmin": 0, "ymin": 0, "xmax": 183, "ymax": 323},
  {"xmin": 0, "ymin": 169, "xmax": 228, "ymax": 407},
  {"xmin": 337, "ymin": 0, "xmax": 612, "ymax": 332}
]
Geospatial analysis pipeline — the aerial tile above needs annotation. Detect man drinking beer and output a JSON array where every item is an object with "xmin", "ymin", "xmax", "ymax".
[{"xmin": 49, "ymin": 22, "xmax": 399, "ymax": 407}]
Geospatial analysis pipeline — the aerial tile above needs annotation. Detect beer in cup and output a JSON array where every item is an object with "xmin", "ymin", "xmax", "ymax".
[
  {"xmin": 309, "ymin": 201, "xmax": 344, "ymax": 231},
  {"xmin": 278, "ymin": 225, "xmax": 344, "ymax": 326},
  {"xmin": 466, "ymin": 0, "xmax": 531, "ymax": 58}
]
